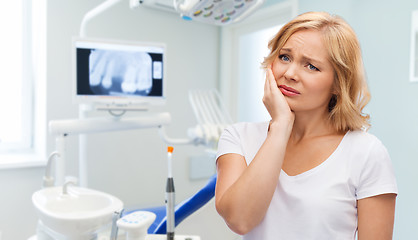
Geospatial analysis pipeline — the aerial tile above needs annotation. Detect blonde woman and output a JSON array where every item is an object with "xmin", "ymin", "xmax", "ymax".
[{"xmin": 215, "ymin": 12, "xmax": 397, "ymax": 239}]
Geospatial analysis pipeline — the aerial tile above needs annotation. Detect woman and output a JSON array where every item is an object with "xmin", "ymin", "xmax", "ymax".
[{"xmin": 215, "ymin": 12, "xmax": 397, "ymax": 239}]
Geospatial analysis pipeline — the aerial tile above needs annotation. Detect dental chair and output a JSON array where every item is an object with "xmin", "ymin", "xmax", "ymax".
[{"xmin": 123, "ymin": 174, "xmax": 240, "ymax": 239}]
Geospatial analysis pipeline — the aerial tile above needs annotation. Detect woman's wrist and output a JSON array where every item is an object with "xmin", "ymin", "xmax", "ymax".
[{"xmin": 268, "ymin": 117, "xmax": 294, "ymax": 136}]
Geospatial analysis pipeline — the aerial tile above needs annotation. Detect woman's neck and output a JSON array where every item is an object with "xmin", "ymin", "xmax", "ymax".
[{"xmin": 290, "ymin": 109, "xmax": 338, "ymax": 142}]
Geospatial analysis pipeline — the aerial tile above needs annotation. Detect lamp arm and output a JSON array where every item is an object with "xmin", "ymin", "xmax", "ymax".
[{"xmin": 80, "ymin": 0, "xmax": 123, "ymax": 37}]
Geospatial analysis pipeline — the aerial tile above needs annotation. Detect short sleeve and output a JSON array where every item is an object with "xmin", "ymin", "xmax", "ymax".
[
  {"xmin": 215, "ymin": 125, "xmax": 244, "ymax": 162},
  {"xmin": 356, "ymin": 139, "xmax": 398, "ymax": 199}
]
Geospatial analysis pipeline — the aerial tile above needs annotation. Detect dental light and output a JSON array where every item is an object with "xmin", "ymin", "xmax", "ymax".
[
  {"xmin": 131, "ymin": 0, "xmax": 265, "ymax": 25},
  {"xmin": 175, "ymin": 0, "xmax": 264, "ymax": 25},
  {"xmin": 80, "ymin": 0, "xmax": 264, "ymax": 38},
  {"xmin": 80, "ymin": 0, "xmax": 265, "ymax": 41}
]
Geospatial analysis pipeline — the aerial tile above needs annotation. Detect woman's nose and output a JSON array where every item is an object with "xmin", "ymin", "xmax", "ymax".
[{"xmin": 283, "ymin": 63, "xmax": 298, "ymax": 81}]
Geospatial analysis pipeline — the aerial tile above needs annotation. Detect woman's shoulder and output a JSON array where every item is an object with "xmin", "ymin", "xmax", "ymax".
[
  {"xmin": 345, "ymin": 131, "xmax": 397, "ymax": 199},
  {"xmin": 345, "ymin": 130, "xmax": 389, "ymax": 156},
  {"xmin": 346, "ymin": 130, "xmax": 383, "ymax": 145},
  {"xmin": 217, "ymin": 121, "xmax": 270, "ymax": 160}
]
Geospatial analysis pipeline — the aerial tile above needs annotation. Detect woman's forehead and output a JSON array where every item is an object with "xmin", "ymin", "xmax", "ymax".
[{"xmin": 281, "ymin": 29, "xmax": 331, "ymax": 64}]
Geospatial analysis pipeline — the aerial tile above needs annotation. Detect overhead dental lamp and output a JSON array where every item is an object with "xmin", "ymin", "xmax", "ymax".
[
  {"xmin": 132, "ymin": 0, "xmax": 265, "ymax": 25},
  {"xmin": 80, "ymin": 0, "xmax": 264, "ymax": 37}
]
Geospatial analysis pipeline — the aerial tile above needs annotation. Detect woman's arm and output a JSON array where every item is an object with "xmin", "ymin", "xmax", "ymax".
[
  {"xmin": 215, "ymin": 126, "xmax": 291, "ymax": 234},
  {"xmin": 357, "ymin": 193, "xmax": 397, "ymax": 240},
  {"xmin": 215, "ymin": 68, "xmax": 294, "ymax": 235}
]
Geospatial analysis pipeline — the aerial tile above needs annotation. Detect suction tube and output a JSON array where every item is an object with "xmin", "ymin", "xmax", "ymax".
[{"xmin": 166, "ymin": 146, "xmax": 175, "ymax": 240}]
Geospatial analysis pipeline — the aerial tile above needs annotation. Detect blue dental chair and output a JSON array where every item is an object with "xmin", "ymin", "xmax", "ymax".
[{"xmin": 123, "ymin": 174, "xmax": 217, "ymax": 234}]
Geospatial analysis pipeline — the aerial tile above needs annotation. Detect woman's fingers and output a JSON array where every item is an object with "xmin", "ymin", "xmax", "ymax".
[
  {"xmin": 267, "ymin": 68, "xmax": 276, "ymax": 88},
  {"xmin": 264, "ymin": 67, "xmax": 294, "ymax": 119},
  {"xmin": 264, "ymin": 67, "xmax": 281, "ymax": 103},
  {"xmin": 263, "ymin": 68, "xmax": 280, "ymax": 118},
  {"xmin": 264, "ymin": 68, "xmax": 276, "ymax": 100},
  {"xmin": 264, "ymin": 69, "xmax": 271, "ymax": 93}
]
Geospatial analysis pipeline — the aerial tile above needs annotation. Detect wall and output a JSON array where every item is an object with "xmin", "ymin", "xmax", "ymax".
[
  {"xmin": 348, "ymin": 1, "xmax": 418, "ymax": 238},
  {"xmin": 0, "ymin": 0, "xmax": 219, "ymax": 239}
]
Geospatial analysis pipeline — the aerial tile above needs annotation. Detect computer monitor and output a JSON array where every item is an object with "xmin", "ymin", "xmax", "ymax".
[{"xmin": 73, "ymin": 38, "xmax": 166, "ymax": 108}]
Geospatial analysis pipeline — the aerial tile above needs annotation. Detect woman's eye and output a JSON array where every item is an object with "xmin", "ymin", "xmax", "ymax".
[
  {"xmin": 308, "ymin": 63, "xmax": 319, "ymax": 71},
  {"xmin": 279, "ymin": 54, "xmax": 290, "ymax": 62}
]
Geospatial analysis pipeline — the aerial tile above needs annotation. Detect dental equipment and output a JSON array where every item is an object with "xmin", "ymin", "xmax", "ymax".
[
  {"xmin": 117, "ymin": 211, "xmax": 157, "ymax": 240},
  {"xmin": 73, "ymin": 37, "xmax": 166, "ymax": 109},
  {"xmin": 75, "ymin": 0, "xmax": 234, "ymax": 185},
  {"xmin": 74, "ymin": 37, "xmax": 166, "ymax": 186},
  {"xmin": 80, "ymin": 0, "xmax": 265, "ymax": 37},
  {"xmin": 172, "ymin": 0, "xmax": 265, "ymax": 25},
  {"xmin": 49, "ymin": 89, "xmax": 231, "ymax": 190},
  {"xmin": 43, "ymin": 151, "xmax": 61, "ymax": 187},
  {"xmin": 49, "ymin": 114, "xmax": 171, "ymax": 136},
  {"xmin": 158, "ymin": 89, "xmax": 233, "ymax": 149},
  {"xmin": 80, "ymin": 0, "xmax": 123, "ymax": 38},
  {"xmin": 49, "ymin": 89, "xmax": 232, "ymax": 188},
  {"xmin": 110, "ymin": 209, "xmax": 124, "ymax": 240},
  {"xmin": 144, "ymin": 174, "xmax": 217, "ymax": 235},
  {"xmin": 32, "ymin": 180, "xmax": 124, "ymax": 240},
  {"xmin": 186, "ymin": 89, "xmax": 233, "ymax": 149},
  {"xmin": 166, "ymin": 146, "xmax": 175, "ymax": 240},
  {"xmin": 49, "ymin": 113, "xmax": 171, "ymax": 186}
]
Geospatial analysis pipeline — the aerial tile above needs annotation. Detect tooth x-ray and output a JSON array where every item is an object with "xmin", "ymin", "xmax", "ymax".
[
  {"xmin": 89, "ymin": 50, "xmax": 153, "ymax": 95},
  {"xmin": 74, "ymin": 39, "xmax": 165, "ymax": 106}
]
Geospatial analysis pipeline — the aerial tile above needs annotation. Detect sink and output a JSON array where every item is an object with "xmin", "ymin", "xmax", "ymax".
[{"xmin": 32, "ymin": 184, "xmax": 123, "ymax": 239}]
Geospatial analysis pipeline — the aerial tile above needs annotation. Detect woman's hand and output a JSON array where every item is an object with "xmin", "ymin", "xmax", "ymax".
[{"xmin": 263, "ymin": 67, "xmax": 295, "ymax": 127}]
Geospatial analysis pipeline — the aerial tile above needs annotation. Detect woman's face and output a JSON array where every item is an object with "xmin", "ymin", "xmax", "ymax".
[{"xmin": 271, "ymin": 29, "xmax": 335, "ymax": 115}]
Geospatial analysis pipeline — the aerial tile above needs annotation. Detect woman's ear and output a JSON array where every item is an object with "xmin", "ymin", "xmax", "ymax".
[
  {"xmin": 328, "ymin": 94, "xmax": 337, "ymax": 112},
  {"xmin": 329, "ymin": 83, "xmax": 339, "ymax": 112}
]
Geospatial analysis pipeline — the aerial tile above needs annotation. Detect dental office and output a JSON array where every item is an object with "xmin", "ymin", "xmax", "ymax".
[{"xmin": 1, "ymin": 0, "xmax": 418, "ymax": 239}]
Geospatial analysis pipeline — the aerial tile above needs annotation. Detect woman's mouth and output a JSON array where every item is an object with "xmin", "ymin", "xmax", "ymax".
[{"xmin": 278, "ymin": 85, "xmax": 300, "ymax": 96}]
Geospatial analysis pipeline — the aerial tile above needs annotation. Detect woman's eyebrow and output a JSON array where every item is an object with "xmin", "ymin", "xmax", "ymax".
[
  {"xmin": 280, "ymin": 48, "xmax": 324, "ymax": 65},
  {"xmin": 302, "ymin": 55, "xmax": 323, "ymax": 65}
]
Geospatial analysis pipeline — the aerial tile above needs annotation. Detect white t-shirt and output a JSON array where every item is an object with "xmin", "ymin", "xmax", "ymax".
[{"xmin": 216, "ymin": 122, "xmax": 398, "ymax": 240}]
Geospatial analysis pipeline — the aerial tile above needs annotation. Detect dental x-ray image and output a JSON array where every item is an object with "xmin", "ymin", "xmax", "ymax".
[
  {"xmin": 75, "ymin": 40, "xmax": 164, "ymax": 105},
  {"xmin": 89, "ymin": 50, "xmax": 153, "ymax": 95}
]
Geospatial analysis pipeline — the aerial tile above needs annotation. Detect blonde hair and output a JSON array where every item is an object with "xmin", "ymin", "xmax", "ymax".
[{"xmin": 262, "ymin": 12, "xmax": 370, "ymax": 132}]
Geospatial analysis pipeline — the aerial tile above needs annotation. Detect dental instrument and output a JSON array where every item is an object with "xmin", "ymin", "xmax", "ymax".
[
  {"xmin": 166, "ymin": 146, "xmax": 175, "ymax": 240},
  {"xmin": 117, "ymin": 211, "xmax": 157, "ymax": 240},
  {"xmin": 110, "ymin": 209, "xmax": 124, "ymax": 240}
]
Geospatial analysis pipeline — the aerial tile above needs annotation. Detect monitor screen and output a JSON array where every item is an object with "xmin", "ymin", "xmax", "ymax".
[{"xmin": 73, "ymin": 38, "xmax": 166, "ymax": 107}]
